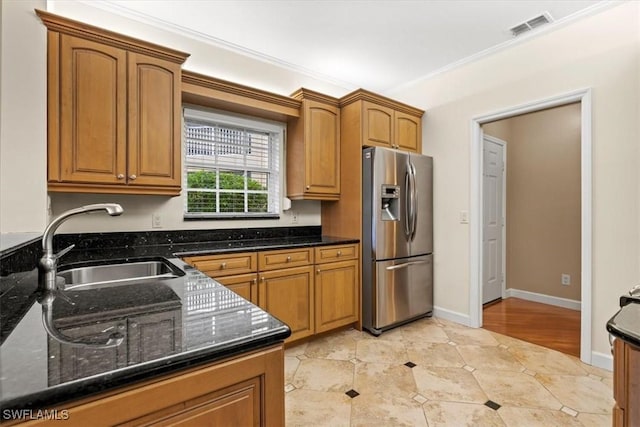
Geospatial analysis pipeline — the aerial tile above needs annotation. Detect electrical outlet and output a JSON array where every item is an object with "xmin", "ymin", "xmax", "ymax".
[
  {"xmin": 152, "ymin": 213, "xmax": 162, "ymax": 229},
  {"xmin": 561, "ymin": 274, "xmax": 571, "ymax": 286},
  {"xmin": 291, "ymin": 211, "xmax": 299, "ymax": 224}
]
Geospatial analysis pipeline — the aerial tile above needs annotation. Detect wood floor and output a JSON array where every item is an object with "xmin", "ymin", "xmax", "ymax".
[{"xmin": 482, "ymin": 297, "xmax": 581, "ymax": 357}]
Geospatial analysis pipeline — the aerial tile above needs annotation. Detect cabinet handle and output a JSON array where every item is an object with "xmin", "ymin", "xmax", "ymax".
[
  {"xmin": 252, "ymin": 278, "xmax": 257, "ymax": 285},
  {"xmin": 337, "ymin": 251, "xmax": 342, "ymax": 257},
  {"xmin": 118, "ymin": 324, "xmax": 126, "ymax": 331},
  {"xmin": 260, "ymin": 277, "xmax": 265, "ymax": 282},
  {"xmin": 129, "ymin": 174, "xmax": 137, "ymax": 180},
  {"xmin": 117, "ymin": 174, "xmax": 125, "ymax": 180},
  {"xmin": 130, "ymin": 322, "xmax": 138, "ymax": 328},
  {"xmin": 220, "ymin": 262, "xmax": 227, "ymax": 269},
  {"xmin": 317, "ymin": 269, "xmax": 321, "ymax": 274},
  {"xmin": 286, "ymin": 256, "xmax": 291, "ymax": 262}
]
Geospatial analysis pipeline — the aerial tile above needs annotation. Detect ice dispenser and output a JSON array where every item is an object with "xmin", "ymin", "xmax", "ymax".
[{"xmin": 380, "ymin": 184, "xmax": 400, "ymax": 221}]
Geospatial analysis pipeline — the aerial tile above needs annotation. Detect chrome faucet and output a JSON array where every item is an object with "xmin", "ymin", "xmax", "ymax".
[{"xmin": 38, "ymin": 203, "xmax": 124, "ymax": 291}]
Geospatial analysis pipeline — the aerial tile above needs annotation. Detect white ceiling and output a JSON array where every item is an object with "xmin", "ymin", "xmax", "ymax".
[{"xmin": 94, "ymin": 0, "xmax": 608, "ymax": 93}]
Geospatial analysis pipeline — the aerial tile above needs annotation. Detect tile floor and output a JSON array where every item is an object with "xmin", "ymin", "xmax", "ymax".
[{"xmin": 284, "ymin": 317, "xmax": 613, "ymax": 426}]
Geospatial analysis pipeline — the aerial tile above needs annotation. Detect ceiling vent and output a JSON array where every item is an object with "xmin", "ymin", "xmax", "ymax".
[{"xmin": 509, "ymin": 12, "xmax": 554, "ymax": 37}]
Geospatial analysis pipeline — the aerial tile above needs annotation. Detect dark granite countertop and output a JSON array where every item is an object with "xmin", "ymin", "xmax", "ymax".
[
  {"xmin": 0, "ymin": 226, "xmax": 358, "ymax": 414},
  {"xmin": 607, "ymin": 300, "xmax": 640, "ymax": 348}
]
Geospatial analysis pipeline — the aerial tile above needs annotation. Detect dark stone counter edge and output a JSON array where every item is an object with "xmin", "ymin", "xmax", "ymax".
[
  {"xmin": 606, "ymin": 316, "xmax": 640, "ymax": 349},
  {"xmin": 1, "ymin": 326, "xmax": 291, "ymax": 412}
]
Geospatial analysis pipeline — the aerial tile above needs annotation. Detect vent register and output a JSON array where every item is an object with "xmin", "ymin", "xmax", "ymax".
[{"xmin": 510, "ymin": 12, "xmax": 554, "ymax": 37}]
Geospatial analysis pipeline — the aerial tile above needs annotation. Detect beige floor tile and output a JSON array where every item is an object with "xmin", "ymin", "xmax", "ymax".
[
  {"xmin": 360, "ymin": 326, "xmax": 407, "ymax": 341},
  {"xmin": 356, "ymin": 338, "xmax": 408, "ymax": 364},
  {"xmin": 444, "ymin": 326, "xmax": 500, "ymax": 346},
  {"xmin": 488, "ymin": 331, "xmax": 540, "ymax": 349},
  {"xmin": 509, "ymin": 344, "xmax": 587, "ymax": 375},
  {"xmin": 497, "ymin": 407, "xmax": 584, "ymax": 427},
  {"xmin": 413, "ymin": 366, "xmax": 488, "ymax": 403},
  {"xmin": 473, "ymin": 370, "xmax": 562, "ymax": 410},
  {"xmin": 457, "ymin": 345, "xmax": 524, "ymax": 371},
  {"xmin": 574, "ymin": 359, "xmax": 614, "ymax": 379},
  {"xmin": 304, "ymin": 332, "xmax": 358, "ymax": 360},
  {"xmin": 285, "ymin": 389, "xmax": 352, "ymax": 427},
  {"xmin": 284, "ymin": 356, "xmax": 300, "ymax": 384},
  {"xmin": 351, "ymin": 392, "xmax": 428, "ymax": 426},
  {"xmin": 402, "ymin": 321, "xmax": 451, "ymax": 344},
  {"xmin": 576, "ymin": 412, "xmax": 614, "ymax": 427},
  {"xmin": 354, "ymin": 362, "xmax": 417, "ymax": 397},
  {"xmin": 292, "ymin": 358, "xmax": 354, "ymax": 392},
  {"xmin": 406, "ymin": 341, "xmax": 465, "ymax": 368},
  {"xmin": 423, "ymin": 401, "xmax": 505, "ymax": 427},
  {"xmin": 285, "ymin": 342, "xmax": 308, "ymax": 357},
  {"xmin": 535, "ymin": 374, "xmax": 614, "ymax": 414}
]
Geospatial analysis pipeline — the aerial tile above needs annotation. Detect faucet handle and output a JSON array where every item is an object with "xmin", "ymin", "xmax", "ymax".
[{"xmin": 56, "ymin": 244, "xmax": 75, "ymax": 259}]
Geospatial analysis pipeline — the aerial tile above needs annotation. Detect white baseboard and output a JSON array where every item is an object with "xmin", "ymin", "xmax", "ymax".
[
  {"xmin": 433, "ymin": 306, "xmax": 472, "ymax": 327},
  {"xmin": 504, "ymin": 288, "xmax": 581, "ymax": 311},
  {"xmin": 590, "ymin": 350, "xmax": 613, "ymax": 371}
]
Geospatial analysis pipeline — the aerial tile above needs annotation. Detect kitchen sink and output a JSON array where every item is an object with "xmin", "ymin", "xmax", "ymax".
[{"xmin": 57, "ymin": 258, "xmax": 184, "ymax": 291}]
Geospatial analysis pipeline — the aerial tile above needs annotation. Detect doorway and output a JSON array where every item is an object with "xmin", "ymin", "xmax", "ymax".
[{"xmin": 469, "ymin": 89, "xmax": 592, "ymax": 364}]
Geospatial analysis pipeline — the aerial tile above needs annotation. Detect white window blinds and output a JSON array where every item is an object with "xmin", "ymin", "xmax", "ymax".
[{"xmin": 183, "ymin": 108, "xmax": 282, "ymax": 218}]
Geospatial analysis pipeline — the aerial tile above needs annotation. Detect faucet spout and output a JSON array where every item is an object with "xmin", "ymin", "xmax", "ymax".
[{"xmin": 38, "ymin": 203, "xmax": 124, "ymax": 291}]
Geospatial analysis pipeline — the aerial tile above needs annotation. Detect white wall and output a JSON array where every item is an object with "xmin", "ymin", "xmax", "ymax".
[
  {"xmin": 0, "ymin": 0, "xmax": 48, "ymax": 234},
  {"xmin": 0, "ymin": 0, "xmax": 353, "ymax": 235},
  {"xmin": 391, "ymin": 2, "xmax": 640, "ymax": 358}
]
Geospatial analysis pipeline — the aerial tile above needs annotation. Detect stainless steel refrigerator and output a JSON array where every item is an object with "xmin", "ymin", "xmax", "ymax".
[{"xmin": 362, "ymin": 146, "xmax": 433, "ymax": 335}]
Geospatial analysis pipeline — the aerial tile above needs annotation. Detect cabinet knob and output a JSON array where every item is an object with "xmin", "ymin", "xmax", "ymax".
[
  {"xmin": 286, "ymin": 256, "xmax": 291, "ymax": 262},
  {"xmin": 337, "ymin": 251, "xmax": 342, "ymax": 257},
  {"xmin": 130, "ymin": 322, "xmax": 138, "ymax": 328},
  {"xmin": 261, "ymin": 277, "xmax": 265, "ymax": 282},
  {"xmin": 129, "ymin": 174, "xmax": 137, "ymax": 180},
  {"xmin": 316, "ymin": 269, "xmax": 321, "ymax": 274},
  {"xmin": 305, "ymin": 185, "xmax": 310, "ymax": 190},
  {"xmin": 220, "ymin": 262, "xmax": 227, "ymax": 269},
  {"xmin": 118, "ymin": 324, "xmax": 126, "ymax": 331},
  {"xmin": 117, "ymin": 174, "xmax": 125, "ymax": 180},
  {"xmin": 252, "ymin": 278, "xmax": 257, "ymax": 285}
]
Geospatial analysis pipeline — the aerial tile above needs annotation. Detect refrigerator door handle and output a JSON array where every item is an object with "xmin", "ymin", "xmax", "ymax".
[
  {"xmin": 404, "ymin": 169, "xmax": 412, "ymax": 238},
  {"xmin": 410, "ymin": 162, "xmax": 418, "ymax": 241},
  {"xmin": 385, "ymin": 260, "xmax": 428, "ymax": 271}
]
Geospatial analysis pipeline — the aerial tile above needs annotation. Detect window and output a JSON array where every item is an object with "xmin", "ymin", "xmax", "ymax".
[{"xmin": 183, "ymin": 108, "xmax": 283, "ymax": 218}]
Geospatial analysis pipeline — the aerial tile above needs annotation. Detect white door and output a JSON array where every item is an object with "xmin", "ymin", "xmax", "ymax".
[{"xmin": 483, "ymin": 135, "xmax": 505, "ymax": 304}]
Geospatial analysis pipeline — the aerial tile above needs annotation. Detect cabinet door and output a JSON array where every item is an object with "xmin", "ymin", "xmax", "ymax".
[
  {"xmin": 128, "ymin": 309, "xmax": 182, "ymax": 365},
  {"xmin": 258, "ymin": 266, "xmax": 314, "ymax": 342},
  {"xmin": 149, "ymin": 378, "xmax": 261, "ymax": 426},
  {"xmin": 216, "ymin": 273, "xmax": 259, "ymax": 305},
  {"xmin": 315, "ymin": 259, "xmax": 359, "ymax": 333},
  {"xmin": 58, "ymin": 35, "xmax": 127, "ymax": 184},
  {"xmin": 127, "ymin": 52, "xmax": 182, "ymax": 188},
  {"xmin": 304, "ymin": 100, "xmax": 340, "ymax": 197},
  {"xmin": 362, "ymin": 101, "xmax": 394, "ymax": 149},
  {"xmin": 395, "ymin": 111, "xmax": 422, "ymax": 153}
]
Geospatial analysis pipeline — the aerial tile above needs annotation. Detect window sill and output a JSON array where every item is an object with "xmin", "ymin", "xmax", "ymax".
[{"xmin": 184, "ymin": 214, "xmax": 280, "ymax": 221}]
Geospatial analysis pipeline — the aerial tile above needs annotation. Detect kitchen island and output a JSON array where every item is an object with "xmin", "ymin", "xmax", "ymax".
[
  {"xmin": 0, "ymin": 226, "xmax": 357, "ymax": 425},
  {"xmin": 607, "ymin": 296, "xmax": 640, "ymax": 427}
]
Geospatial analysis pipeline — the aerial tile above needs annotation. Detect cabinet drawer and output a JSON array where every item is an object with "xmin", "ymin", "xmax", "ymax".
[
  {"xmin": 315, "ymin": 244, "xmax": 358, "ymax": 264},
  {"xmin": 258, "ymin": 248, "xmax": 313, "ymax": 271},
  {"xmin": 184, "ymin": 253, "xmax": 257, "ymax": 278}
]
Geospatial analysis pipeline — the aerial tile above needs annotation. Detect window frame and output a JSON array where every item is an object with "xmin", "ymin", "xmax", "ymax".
[{"xmin": 182, "ymin": 106, "xmax": 285, "ymax": 220}]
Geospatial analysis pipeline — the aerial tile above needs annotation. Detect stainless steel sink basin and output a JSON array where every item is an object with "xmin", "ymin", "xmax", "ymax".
[{"xmin": 57, "ymin": 259, "xmax": 184, "ymax": 291}]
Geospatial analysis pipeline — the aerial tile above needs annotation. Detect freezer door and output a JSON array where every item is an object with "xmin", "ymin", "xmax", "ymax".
[
  {"xmin": 374, "ymin": 255, "xmax": 433, "ymax": 329},
  {"xmin": 409, "ymin": 153, "xmax": 433, "ymax": 256},
  {"xmin": 372, "ymin": 148, "xmax": 411, "ymax": 260}
]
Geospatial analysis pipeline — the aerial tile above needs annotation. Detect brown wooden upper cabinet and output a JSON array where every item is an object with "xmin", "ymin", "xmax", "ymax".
[
  {"xmin": 287, "ymin": 89, "xmax": 340, "ymax": 201},
  {"xmin": 37, "ymin": 10, "xmax": 189, "ymax": 195},
  {"xmin": 341, "ymin": 89, "xmax": 423, "ymax": 153}
]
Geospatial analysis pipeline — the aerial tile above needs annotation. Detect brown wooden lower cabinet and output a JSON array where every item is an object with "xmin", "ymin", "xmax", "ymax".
[
  {"xmin": 613, "ymin": 337, "xmax": 640, "ymax": 426},
  {"xmin": 17, "ymin": 344, "xmax": 285, "ymax": 426},
  {"xmin": 258, "ymin": 266, "xmax": 315, "ymax": 343},
  {"xmin": 184, "ymin": 243, "xmax": 360, "ymax": 345}
]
